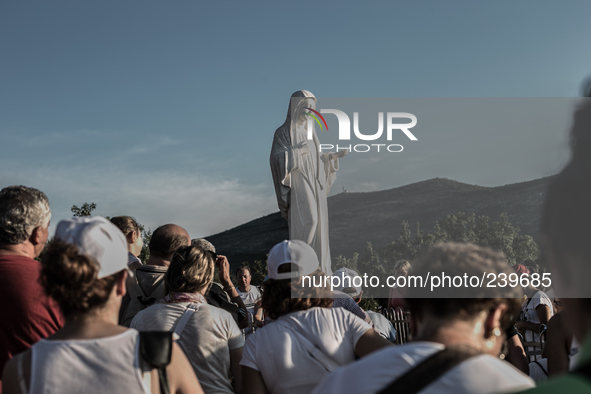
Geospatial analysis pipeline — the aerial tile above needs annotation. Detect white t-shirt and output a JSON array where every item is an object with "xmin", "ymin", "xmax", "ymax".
[
  {"xmin": 521, "ymin": 290, "xmax": 554, "ymax": 342},
  {"xmin": 236, "ymin": 285, "xmax": 262, "ymax": 338},
  {"xmin": 240, "ymin": 307, "xmax": 372, "ymax": 394},
  {"xmin": 312, "ymin": 342, "xmax": 535, "ymax": 394},
  {"xmin": 235, "ymin": 285, "xmax": 262, "ymax": 314},
  {"xmin": 131, "ymin": 301, "xmax": 244, "ymax": 394}
]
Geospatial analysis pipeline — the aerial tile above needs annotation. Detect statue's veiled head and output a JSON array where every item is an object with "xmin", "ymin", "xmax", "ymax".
[{"xmin": 286, "ymin": 90, "xmax": 316, "ymax": 126}]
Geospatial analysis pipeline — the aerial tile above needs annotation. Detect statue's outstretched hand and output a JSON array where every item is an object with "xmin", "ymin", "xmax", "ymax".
[
  {"xmin": 334, "ymin": 149, "xmax": 349, "ymax": 158},
  {"xmin": 327, "ymin": 149, "xmax": 349, "ymax": 160}
]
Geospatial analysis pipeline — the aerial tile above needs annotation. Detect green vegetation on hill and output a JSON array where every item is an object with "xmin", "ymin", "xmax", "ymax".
[
  {"xmin": 332, "ymin": 212, "xmax": 539, "ymax": 305},
  {"xmin": 335, "ymin": 211, "xmax": 539, "ymax": 274}
]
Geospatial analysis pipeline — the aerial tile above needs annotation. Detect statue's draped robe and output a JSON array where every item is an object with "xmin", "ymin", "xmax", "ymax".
[{"xmin": 270, "ymin": 90, "xmax": 340, "ymax": 275}]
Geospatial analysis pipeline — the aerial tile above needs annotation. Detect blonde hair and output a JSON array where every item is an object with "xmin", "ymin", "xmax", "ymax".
[
  {"xmin": 394, "ymin": 260, "xmax": 411, "ymax": 273},
  {"xmin": 165, "ymin": 245, "xmax": 215, "ymax": 294}
]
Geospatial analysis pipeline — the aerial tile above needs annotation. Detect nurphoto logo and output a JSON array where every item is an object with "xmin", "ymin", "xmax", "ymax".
[{"xmin": 307, "ymin": 109, "xmax": 418, "ymax": 153}]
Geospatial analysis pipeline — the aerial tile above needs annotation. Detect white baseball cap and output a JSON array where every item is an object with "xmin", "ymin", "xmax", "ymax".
[
  {"xmin": 267, "ymin": 240, "xmax": 320, "ymax": 280},
  {"xmin": 54, "ymin": 216, "xmax": 132, "ymax": 279},
  {"xmin": 333, "ymin": 267, "xmax": 362, "ymax": 298}
]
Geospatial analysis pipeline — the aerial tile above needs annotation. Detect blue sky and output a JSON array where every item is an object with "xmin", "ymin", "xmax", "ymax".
[{"xmin": 1, "ymin": 1, "xmax": 591, "ymax": 238}]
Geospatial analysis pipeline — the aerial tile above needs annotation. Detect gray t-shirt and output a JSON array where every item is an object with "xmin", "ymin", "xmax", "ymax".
[{"xmin": 131, "ymin": 301, "xmax": 245, "ymax": 394}]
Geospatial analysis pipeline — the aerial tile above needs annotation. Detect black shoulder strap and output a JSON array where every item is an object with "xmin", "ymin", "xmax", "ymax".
[
  {"xmin": 377, "ymin": 345, "xmax": 482, "ymax": 394},
  {"xmin": 139, "ymin": 331, "xmax": 173, "ymax": 394},
  {"xmin": 532, "ymin": 360, "xmax": 548, "ymax": 376}
]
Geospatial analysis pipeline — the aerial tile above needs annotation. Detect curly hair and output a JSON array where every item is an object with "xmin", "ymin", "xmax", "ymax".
[
  {"xmin": 405, "ymin": 242, "xmax": 522, "ymax": 329},
  {"xmin": 40, "ymin": 239, "xmax": 121, "ymax": 317},
  {"xmin": 165, "ymin": 244, "xmax": 215, "ymax": 295},
  {"xmin": 0, "ymin": 185, "xmax": 50, "ymax": 244},
  {"xmin": 262, "ymin": 269, "xmax": 333, "ymax": 320}
]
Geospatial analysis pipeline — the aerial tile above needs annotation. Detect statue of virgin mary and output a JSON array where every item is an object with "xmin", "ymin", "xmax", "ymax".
[{"xmin": 270, "ymin": 90, "xmax": 347, "ymax": 275}]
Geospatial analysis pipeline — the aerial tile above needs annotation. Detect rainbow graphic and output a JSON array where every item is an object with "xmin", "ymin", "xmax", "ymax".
[{"xmin": 305, "ymin": 107, "xmax": 329, "ymax": 131}]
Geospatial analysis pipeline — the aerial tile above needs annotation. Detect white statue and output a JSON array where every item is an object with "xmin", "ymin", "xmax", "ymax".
[{"xmin": 270, "ymin": 90, "xmax": 347, "ymax": 275}]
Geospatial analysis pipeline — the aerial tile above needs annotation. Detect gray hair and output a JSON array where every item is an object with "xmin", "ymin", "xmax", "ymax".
[
  {"xmin": 191, "ymin": 238, "xmax": 216, "ymax": 253},
  {"xmin": 0, "ymin": 186, "xmax": 51, "ymax": 244}
]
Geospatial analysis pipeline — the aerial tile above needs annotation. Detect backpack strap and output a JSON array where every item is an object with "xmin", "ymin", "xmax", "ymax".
[
  {"xmin": 276, "ymin": 319, "xmax": 341, "ymax": 372},
  {"xmin": 292, "ymin": 329, "xmax": 341, "ymax": 372},
  {"xmin": 532, "ymin": 360, "xmax": 548, "ymax": 376},
  {"xmin": 173, "ymin": 303, "xmax": 200, "ymax": 337},
  {"xmin": 139, "ymin": 331, "xmax": 173, "ymax": 394},
  {"xmin": 377, "ymin": 345, "xmax": 482, "ymax": 394}
]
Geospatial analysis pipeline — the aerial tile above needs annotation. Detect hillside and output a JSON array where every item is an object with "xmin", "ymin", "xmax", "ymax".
[{"xmin": 207, "ymin": 176, "xmax": 551, "ymax": 267}]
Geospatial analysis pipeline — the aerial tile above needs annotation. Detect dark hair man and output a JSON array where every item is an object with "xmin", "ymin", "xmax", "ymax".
[{"xmin": 119, "ymin": 223, "xmax": 191, "ymax": 326}]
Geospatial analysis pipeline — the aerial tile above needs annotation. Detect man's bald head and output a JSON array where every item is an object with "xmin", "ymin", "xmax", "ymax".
[{"xmin": 149, "ymin": 224, "xmax": 191, "ymax": 259}]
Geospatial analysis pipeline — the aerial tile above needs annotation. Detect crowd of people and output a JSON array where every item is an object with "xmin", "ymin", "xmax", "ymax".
[{"xmin": 1, "ymin": 98, "xmax": 591, "ymax": 393}]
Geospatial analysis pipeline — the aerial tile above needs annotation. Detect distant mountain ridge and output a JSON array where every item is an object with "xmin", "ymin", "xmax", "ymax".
[{"xmin": 207, "ymin": 176, "xmax": 552, "ymax": 267}]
